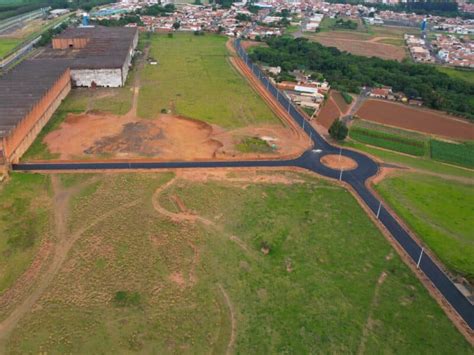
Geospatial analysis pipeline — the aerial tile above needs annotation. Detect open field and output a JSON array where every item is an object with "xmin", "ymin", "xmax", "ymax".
[
  {"xmin": 304, "ymin": 24, "xmax": 417, "ymax": 61},
  {"xmin": 138, "ymin": 33, "xmax": 279, "ymax": 127},
  {"xmin": 356, "ymin": 99, "xmax": 474, "ymax": 141},
  {"xmin": 437, "ymin": 67, "xmax": 474, "ymax": 85},
  {"xmin": 375, "ymin": 173, "xmax": 474, "ymax": 281},
  {"xmin": 0, "ymin": 173, "xmax": 52, "ymax": 295},
  {"xmin": 0, "ymin": 37, "xmax": 19, "ymax": 56},
  {"xmin": 23, "ymin": 34, "xmax": 307, "ymax": 162},
  {"xmin": 0, "ymin": 170, "xmax": 471, "ymax": 352}
]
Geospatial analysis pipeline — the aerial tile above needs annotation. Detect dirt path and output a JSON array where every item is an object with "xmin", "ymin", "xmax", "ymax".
[
  {"xmin": 357, "ymin": 269, "xmax": 389, "ymax": 355},
  {"xmin": 219, "ymin": 284, "xmax": 237, "ymax": 355},
  {"xmin": 0, "ymin": 177, "xmax": 141, "ymax": 350}
]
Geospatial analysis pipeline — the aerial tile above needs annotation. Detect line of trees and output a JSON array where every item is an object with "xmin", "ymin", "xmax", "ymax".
[{"xmin": 250, "ymin": 37, "xmax": 474, "ymax": 120}]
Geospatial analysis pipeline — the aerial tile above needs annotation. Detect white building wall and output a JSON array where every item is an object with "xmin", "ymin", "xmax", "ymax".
[{"xmin": 71, "ymin": 68, "xmax": 122, "ymax": 87}]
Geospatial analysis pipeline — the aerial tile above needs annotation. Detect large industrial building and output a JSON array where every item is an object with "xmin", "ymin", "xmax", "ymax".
[
  {"xmin": 0, "ymin": 26, "xmax": 138, "ymax": 170},
  {"xmin": 0, "ymin": 59, "xmax": 71, "ymax": 167},
  {"xmin": 40, "ymin": 26, "xmax": 138, "ymax": 87}
]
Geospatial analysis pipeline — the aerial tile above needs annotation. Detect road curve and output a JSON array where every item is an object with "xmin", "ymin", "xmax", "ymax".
[{"xmin": 12, "ymin": 39, "xmax": 473, "ymax": 331}]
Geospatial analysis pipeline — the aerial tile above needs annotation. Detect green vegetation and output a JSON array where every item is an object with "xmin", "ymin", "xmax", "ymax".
[
  {"xmin": 4, "ymin": 172, "xmax": 471, "ymax": 352},
  {"xmin": 349, "ymin": 121, "xmax": 428, "ymax": 156},
  {"xmin": 430, "ymin": 140, "xmax": 474, "ymax": 169},
  {"xmin": 138, "ymin": 33, "xmax": 279, "ymax": 128},
  {"xmin": 348, "ymin": 120, "xmax": 474, "ymax": 168},
  {"xmin": 343, "ymin": 140, "xmax": 474, "ymax": 179},
  {"xmin": 331, "ymin": 18, "xmax": 358, "ymax": 30},
  {"xmin": 375, "ymin": 173, "xmax": 474, "ymax": 280},
  {"xmin": 341, "ymin": 91, "xmax": 353, "ymax": 104},
  {"xmin": 437, "ymin": 66, "xmax": 474, "ymax": 85},
  {"xmin": 113, "ymin": 291, "xmax": 142, "ymax": 307},
  {"xmin": 250, "ymin": 37, "xmax": 474, "ymax": 119},
  {"xmin": 236, "ymin": 137, "xmax": 273, "ymax": 153},
  {"xmin": 0, "ymin": 38, "xmax": 21, "ymax": 57},
  {"xmin": 0, "ymin": 173, "xmax": 51, "ymax": 294},
  {"xmin": 329, "ymin": 119, "xmax": 348, "ymax": 140}
]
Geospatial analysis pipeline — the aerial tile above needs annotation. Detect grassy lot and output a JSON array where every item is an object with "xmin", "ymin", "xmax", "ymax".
[
  {"xmin": 4, "ymin": 172, "xmax": 471, "ymax": 353},
  {"xmin": 236, "ymin": 137, "xmax": 274, "ymax": 153},
  {"xmin": 138, "ymin": 33, "xmax": 279, "ymax": 128},
  {"xmin": 349, "ymin": 120, "xmax": 429, "ymax": 157},
  {"xmin": 375, "ymin": 173, "xmax": 474, "ymax": 280},
  {"xmin": 0, "ymin": 173, "xmax": 52, "ymax": 295},
  {"xmin": 343, "ymin": 140, "xmax": 473, "ymax": 178},
  {"xmin": 437, "ymin": 66, "xmax": 474, "ymax": 85},
  {"xmin": 0, "ymin": 38, "xmax": 21, "ymax": 58}
]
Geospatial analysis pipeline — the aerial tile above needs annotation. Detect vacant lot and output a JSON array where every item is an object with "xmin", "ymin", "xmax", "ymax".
[
  {"xmin": 1, "ymin": 171, "xmax": 470, "ymax": 353},
  {"xmin": 138, "ymin": 33, "xmax": 279, "ymax": 128},
  {"xmin": 316, "ymin": 91, "xmax": 347, "ymax": 129},
  {"xmin": 375, "ymin": 173, "xmax": 474, "ymax": 281},
  {"xmin": 304, "ymin": 24, "xmax": 417, "ymax": 61},
  {"xmin": 356, "ymin": 99, "xmax": 474, "ymax": 140}
]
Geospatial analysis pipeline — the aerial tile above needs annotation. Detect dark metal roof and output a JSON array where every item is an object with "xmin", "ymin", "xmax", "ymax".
[
  {"xmin": 0, "ymin": 59, "xmax": 70, "ymax": 138},
  {"xmin": 38, "ymin": 26, "xmax": 138, "ymax": 70}
]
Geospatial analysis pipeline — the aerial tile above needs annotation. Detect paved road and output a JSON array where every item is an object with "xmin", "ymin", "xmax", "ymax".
[{"xmin": 13, "ymin": 39, "xmax": 474, "ymax": 331}]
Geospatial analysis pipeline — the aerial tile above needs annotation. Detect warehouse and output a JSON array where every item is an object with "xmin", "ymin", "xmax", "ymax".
[
  {"xmin": 0, "ymin": 59, "xmax": 71, "ymax": 168},
  {"xmin": 39, "ymin": 26, "xmax": 139, "ymax": 87}
]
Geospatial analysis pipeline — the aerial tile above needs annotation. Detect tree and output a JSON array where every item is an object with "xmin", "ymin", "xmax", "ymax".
[
  {"xmin": 328, "ymin": 119, "xmax": 348, "ymax": 141},
  {"xmin": 172, "ymin": 21, "xmax": 180, "ymax": 30}
]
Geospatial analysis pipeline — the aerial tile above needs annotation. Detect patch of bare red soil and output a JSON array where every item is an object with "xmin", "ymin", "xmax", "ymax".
[{"xmin": 320, "ymin": 154, "xmax": 358, "ymax": 170}]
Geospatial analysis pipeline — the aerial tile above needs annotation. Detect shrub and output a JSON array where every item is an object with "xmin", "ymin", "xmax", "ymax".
[
  {"xmin": 341, "ymin": 92, "xmax": 353, "ymax": 104},
  {"xmin": 329, "ymin": 119, "xmax": 348, "ymax": 141},
  {"xmin": 113, "ymin": 291, "xmax": 141, "ymax": 307}
]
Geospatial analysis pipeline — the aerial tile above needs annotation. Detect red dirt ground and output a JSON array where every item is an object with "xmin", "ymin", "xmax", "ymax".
[
  {"xmin": 320, "ymin": 154, "xmax": 358, "ymax": 170},
  {"xmin": 317, "ymin": 94, "xmax": 341, "ymax": 129},
  {"xmin": 356, "ymin": 99, "xmax": 474, "ymax": 141},
  {"xmin": 332, "ymin": 91, "xmax": 350, "ymax": 114}
]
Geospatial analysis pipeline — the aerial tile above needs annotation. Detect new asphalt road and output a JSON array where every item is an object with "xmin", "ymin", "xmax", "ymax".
[{"xmin": 12, "ymin": 39, "xmax": 474, "ymax": 331}]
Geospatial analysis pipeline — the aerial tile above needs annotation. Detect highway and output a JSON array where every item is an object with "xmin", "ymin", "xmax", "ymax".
[{"xmin": 12, "ymin": 39, "xmax": 474, "ymax": 331}]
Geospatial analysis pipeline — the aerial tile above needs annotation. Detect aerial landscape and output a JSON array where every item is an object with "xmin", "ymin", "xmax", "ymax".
[{"xmin": 0, "ymin": 0, "xmax": 473, "ymax": 353}]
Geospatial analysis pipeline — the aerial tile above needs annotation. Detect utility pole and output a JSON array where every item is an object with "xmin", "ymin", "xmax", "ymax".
[
  {"xmin": 339, "ymin": 168, "xmax": 343, "ymax": 181},
  {"xmin": 338, "ymin": 147, "xmax": 342, "ymax": 162},
  {"xmin": 417, "ymin": 247, "xmax": 424, "ymax": 269}
]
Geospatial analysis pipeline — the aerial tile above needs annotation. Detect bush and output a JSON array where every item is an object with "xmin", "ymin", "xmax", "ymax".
[
  {"xmin": 430, "ymin": 140, "xmax": 474, "ymax": 168},
  {"xmin": 349, "ymin": 127, "xmax": 426, "ymax": 156},
  {"xmin": 341, "ymin": 92, "xmax": 353, "ymax": 104},
  {"xmin": 329, "ymin": 119, "xmax": 348, "ymax": 141},
  {"xmin": 113, "ymin": 291, "xmax": 141, "ymax": 307}
]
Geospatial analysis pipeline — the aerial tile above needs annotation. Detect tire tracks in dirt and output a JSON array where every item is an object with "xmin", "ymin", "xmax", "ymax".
[
  {"xmin": 218, "ymin": 284, "xmax": 237, "ymax": 355},
  {"xmin": 357, "ymin": 267, "xmax": 389, "ymax": 355},
  {"xmin": 0, "ymin": 176, "xmax": 142, "ymax": 350}
]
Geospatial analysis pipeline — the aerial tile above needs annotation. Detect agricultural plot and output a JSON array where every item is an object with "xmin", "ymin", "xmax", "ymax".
[
  {"xmin": 375, "ymin": 173, "xmax": 474, "ymax": 281},
  {"xmin": 138, "ymin": 33, "xmax": 279, "ymax": 128},
  {"xmin": 349, "ymin": 120, "xmax": 428, "ymax": 157},
  {"xmin": 356, "ymin": 99, "xmax": 474, "ymax": 141},
  {"xmin": 0, "ymin": 37, "xmax": 19, "ymax": 57},
  {"xmin": 1, "ymin": 171, "xmax": 470, "ymax": 353}
]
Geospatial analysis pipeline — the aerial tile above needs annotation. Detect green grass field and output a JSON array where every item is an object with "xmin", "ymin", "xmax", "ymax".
[
  {"xmin": 0, "ymin": 173, "xmax": 52, "ymax": 296},
  {"xmin": 2, "ymin": 171, "xmax": 470, "ymax": 353},
  {"xmin": 0, "ymin": 38, "xmax": 21, "ymax": 57},
  {"xmin": 349, "ymin": 120, "xmax": 428, "ymax": 157},
  {"xmin": 138, "ymin": 33, "xmax": 279, "ymax": 128},
  {"xmin": 437, "ymin": 67, "xmax": 474, "ymax": 84},
  {"xmin": 375, "ymin": 173, "xmax": 474, "ymax": 280}
]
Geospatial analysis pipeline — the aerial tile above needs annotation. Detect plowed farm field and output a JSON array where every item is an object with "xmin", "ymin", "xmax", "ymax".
[{"xmin": 356, "ymin": 100, "xmax": 474, "ymax": 141}]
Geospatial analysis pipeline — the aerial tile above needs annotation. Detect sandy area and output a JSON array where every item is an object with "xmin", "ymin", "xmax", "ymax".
[
  {"xmin": 320, "ymin": 154, "xmax": 358, "ymax": 170},
  {"xmin": 44, "ymin": 112, "xmax": 305, "ymax": 161}
]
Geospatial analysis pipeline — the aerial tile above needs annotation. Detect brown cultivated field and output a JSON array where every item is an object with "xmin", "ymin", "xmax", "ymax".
[
  {"xmin": 316, "ymin": 91, "xmax": 346, "ymax": 129},
  {"xmin": 356, "ymin": 99, "xmax": 474, "ymax": 141}
]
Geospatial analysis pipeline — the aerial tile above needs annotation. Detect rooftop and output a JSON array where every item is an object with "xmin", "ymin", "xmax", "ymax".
[
  {"xmin": 38, "ymin": 26, "xmax": 138, "ymax": 70},
  {"xmin": 0, "ymin": 59, "xmax": 70, "ymax": 138}
]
